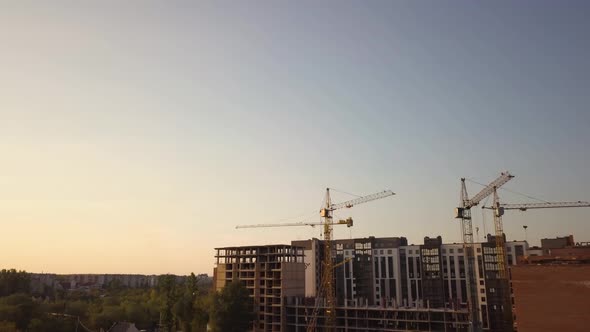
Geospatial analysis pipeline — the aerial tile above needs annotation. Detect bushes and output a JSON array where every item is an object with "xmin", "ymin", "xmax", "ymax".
[
  {"xmin": 208, "ymin": 282, "xmax": 253, "ymax": 332},
  {"xmin": 0, "ymin": 270, "xmax": 30, "ymax": 298},
  {"xmin": 0, "ymin": 271, "xmax": 233, "ymax": 332}
]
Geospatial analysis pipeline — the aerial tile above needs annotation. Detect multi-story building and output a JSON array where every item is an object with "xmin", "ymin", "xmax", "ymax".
[
  {"xmin": 284, "ymin": 298, "xmax": 470, "ymax": 332},
  {"xmin": 213, "ymin": 235, "xmax": 528, "ymax": 332},
  {"xmin": 291, "ymin": 235, "xmax": 528, "ymax": 332},
  {"xmin": 213, "ymin": 244, "xmax": 305, "ymax": 332},
  {"xmin": 29, "ymin": 273, "xmax": 179, "ymax": 293}
]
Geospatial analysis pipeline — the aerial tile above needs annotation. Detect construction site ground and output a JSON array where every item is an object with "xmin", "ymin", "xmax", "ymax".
[{"xmin": 511, "ymin": 264, "xmax": 590, "ymax": 332}]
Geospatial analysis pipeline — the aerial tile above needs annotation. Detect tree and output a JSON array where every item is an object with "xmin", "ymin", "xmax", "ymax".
[
  {"xmin": 28, "ymin": 316, "xmax": 76, "ymax": 332},
  {"xmin": 158, "ymin": 275, "xmax": 178, "ymax": 332},
  {"xmin": 0, "ymin": 294, "xmax": 35, "ymax": 330},
  {"xmin": 91, "ymin": 305, "xmax": 126, "ymax": 330},
  {"xmin": 191, "ymin": 293, "xmax": 209, "ymax": 332},
  {"xmin": 122, "ymin": 302, "xmax": 150, "ymax": 329},
  {"xmin": 0, "ymin": 321, "xmax": 16, "ymax": 332},
  {"xmin": 0, "ymin": 271, "xmax": 216, "ymax": 332},
  {"xmin": 208, "ymin": 282, "xmax": 253, "ymax": 332},
  {"xmin": 172, "ymin": 273, "xmax": 202, "ymax": 332},
  {"xmin": 64, "ymin": 301, "xmax": 88, "ymax": 320},
  {"xmin": 0, "ymin": 269, "xmax": 30, "ymax": 297},
  {"xmin": 107, "ymin": 278, "xmax": 124, "ymax": 292}
]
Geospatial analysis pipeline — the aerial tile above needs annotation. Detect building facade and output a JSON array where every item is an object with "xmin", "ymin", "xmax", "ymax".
[
  {"xmin": 213, "ymin": 245, "xmax": 305, "ymax": 332},
  {"xmin": 285, "ymin": 298, "xmax": 470, "ymax": 332},
  {"xmin": 541, "ymin": 235, "xmax": 575, "ymax": 254},
  {"xmin": 292, "ymin": 235, "xmax": 528, "ymax": 332}
]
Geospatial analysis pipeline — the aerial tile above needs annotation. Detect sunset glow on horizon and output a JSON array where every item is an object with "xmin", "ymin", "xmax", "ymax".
[{"xmin": 2, "ymin": 1, "xmax": 589, "ymax": 275}]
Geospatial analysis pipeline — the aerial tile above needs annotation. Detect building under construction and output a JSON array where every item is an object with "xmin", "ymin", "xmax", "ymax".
[
  {"xmin": 294, "ymin": 236, "xmax": 526, "ymax": 331},
  {"xmin": 213, "ymin": 244, "xmax": 306, "ymax": 332},
  {"xmin": 224, "ymin": 177, "xmax": 590, "ymax": 332},
  {"xmin": 285, "ymin": 297, "xmax": 470, "ymax": 332},
  {"xmin": 214, "ymin": 234, "xmax": 528, "ymax": 331}
]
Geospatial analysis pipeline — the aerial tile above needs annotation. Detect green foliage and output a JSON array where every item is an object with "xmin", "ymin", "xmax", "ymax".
[
  {"xmin": 208, "ymin": 282, "xmax": 254, "ymax": 332},
  {"xmin": 27, "ymin": 316, "xmax": 76, "ymax": 332},
  {"xmin": 0, "ymin": 320, "xmax": 16, "ymax": 332},
  {"xmin": 38, "ymin": 301, "xmax": 65, "ymax": 315},
  {"xmin": 64, "ymin": 301, "xmax": 88, "ymax": 319},
  {"xmin": 92, "ymin": 305, "xmax": 126, "ymax": 329},
  {"xmin": 192, "ymin": 295, "xmax": 209, "ymax": 330},
  {"xmin": 0, "ymin": 294, "xmax": 35, "ymax": 330},
  {"xmin": 175, "ymin": 273, "xmax": 198, "ymax": 332},
  {"xmin": 0, "ymin": 271, "xmax": 218, "ymax": 332},
  {"xmin": 123, "ymin": 302, "xmax": 149, "ymax": 328},
  {"xmin": 0, "ymin": 270, "xmax": 30, "ymax": 297},
  {"xmin": 158, "ymin": 274, "xmax": 178, "ymax": 332},
  {"xmin": 107, "ymin": 278, "xmax": 125, "ymax": 292}
]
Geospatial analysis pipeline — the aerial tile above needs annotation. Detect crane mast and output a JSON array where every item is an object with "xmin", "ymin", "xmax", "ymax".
[
  {"xmin": 482, "ymin": 198, "xmax": 590, "ymax": 280},
  {"xmin": 236, "ymin": 188, "xmax": 394, "ymax": 332},
  {"xmin": 318, "ymin": 188, "xmax": 394, "ymax": 332},
  {"xmin": 456, "ymin": 172, "xmax": 514, "ymax": 332},
  {"xmin": 321, "ymin": 189, "xmax": 336, "ymax": 332},
  {"xmin": 492, "ymin": 188, "xmax": 508, "ymax": 279},
  {"xmin": 482, "ymin": 192, "xmax": 589, "ymax": 332}
]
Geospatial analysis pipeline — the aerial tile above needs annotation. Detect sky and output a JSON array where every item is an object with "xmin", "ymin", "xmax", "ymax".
[{"xmin": 1, "ymin": 1, "xmax": 589, "ymax": 275}]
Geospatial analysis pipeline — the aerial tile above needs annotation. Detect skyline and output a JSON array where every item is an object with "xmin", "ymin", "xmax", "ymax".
[{"xmin": 1, "ymin": 1, "xmax": 589, "ymax": 275}]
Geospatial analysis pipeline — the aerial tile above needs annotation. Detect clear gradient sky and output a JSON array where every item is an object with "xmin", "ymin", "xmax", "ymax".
[{"xmin": 1, "ymin": 1, "xmax": 589, "ymax": 275}]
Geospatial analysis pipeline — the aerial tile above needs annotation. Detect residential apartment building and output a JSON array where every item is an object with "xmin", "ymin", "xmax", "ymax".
[
  {"xmin": 284, "ymin": 298, "xmax": 470, "ymax": 332},
  {"xmin": 29, "ymin": 273, "xmax": 164, "ymax": 292},
  {"xmin": 292, "ymin": 235, "xmax": 528, "ymax": 332},
  {"xmin": 213, "ymin": 244, "xmax": 305, "ymax": 332}
]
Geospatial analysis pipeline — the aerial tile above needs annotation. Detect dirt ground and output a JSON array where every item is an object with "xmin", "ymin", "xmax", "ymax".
[{"xmin": 511, "ymin": 264, "xmax": 590, "ymax": 332}]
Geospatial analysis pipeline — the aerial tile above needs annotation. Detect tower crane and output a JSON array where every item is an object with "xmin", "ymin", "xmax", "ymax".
[
  {"xmin": 455, "ymin": 172, "xmax": 514, "ymax": 332},
  {"xmin": 483, "ymin": 200, "xmax": 590, "ymax": 211},
  {"xmin": 479, "ymin": 190, "xmax": 590, "ymax": 331},
  {"xmin": 236, "ymin": 217, "xmax": 353, "ymax": 332},
  {"xmin": 236, "ymin": 188, "xmax": 395, "ymax": 332},
  {"xmin": 236, "ymin": 217, "xmax": 353, "ymax": 229},
  {"xmin": 306, "ymin": 256, "xmax": 354, "ymax": 332},
  {"xmin": 482, "ymin": 195, "xmax": 590, "ymax": 277},
  {"xmin": 319, "ymin": 188, "xmax": 394, "ymax": 332}
]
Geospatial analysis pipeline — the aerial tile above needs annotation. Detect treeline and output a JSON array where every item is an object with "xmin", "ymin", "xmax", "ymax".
[
  {"xmin": 0, "ymin": 269, "xmax": 252, "ymax": 332},
  {"xmin": 0, "ymin": 270, "xmax": 30, "ymax": 297}
]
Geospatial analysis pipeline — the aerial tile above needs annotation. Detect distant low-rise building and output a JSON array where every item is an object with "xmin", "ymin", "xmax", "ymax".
[
  {"xmin": 526, "ymin": 246, "xmax": 543, "ymax": 257},
  {"xmin": 541, "ymin": 235, "xmax": 574, "ymax": 255}
]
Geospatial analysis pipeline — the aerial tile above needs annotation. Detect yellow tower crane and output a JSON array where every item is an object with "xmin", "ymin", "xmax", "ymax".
[
  {"xmin": 483, "ymin": 194, "xmax": 590, "ymax": 278},
  {"xmin": 235, "ymin": 217, "xmax": 354, "ymax": 229},
  {"xmin": 236, "ymin": 188, "xmax": 395, "ymax": 332},
  {"xmin": 455, "ymin": 172, "xmax": 514, "ymax": 332},
  {"xmin": 318, "ymin": 188, "xmax": 394, "ymax": 332},
  {"xmin": 480, "ymin": 190, "xmax": 590, "ymax": 331}
]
